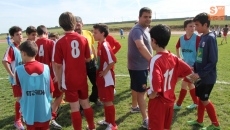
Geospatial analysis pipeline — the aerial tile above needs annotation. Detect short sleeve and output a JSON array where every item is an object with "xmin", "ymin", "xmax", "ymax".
[
  {"xmin": 131, "ymin": 28, "xmax": 143, "ymax": 41},
  {"xmin": 176, "ymin": 39, "xmax": 180, "ymax": 49}
]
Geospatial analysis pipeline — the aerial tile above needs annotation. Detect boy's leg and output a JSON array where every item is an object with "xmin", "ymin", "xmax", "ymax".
[
  {"xmin": 175, "ymin": 80, "xmax": 188, "ymax": 107},
  {"xmin": 12, "ymin": 85, "xmax": 25, "ymax": 129},
  {"xmin": 79, "ymin": 86, "xmax": 95, "ymax": 129},
  {"xmin": 148, "ymin": 98, "xmax": 164, "ymax": 130},
  {"xmin": 65, "ymin": 90, "xmax": 82, "ymax": 130},
  {"xmin": 164, "ymin": 104, "xmax": 174, "ymax": 129},
  {"xmin": 188, "ymin": 83, "xmax": 197, "ymax": 105},
  {"xmin": 200, "ymin": 84, "xmax": 219, "ymax": 127}
]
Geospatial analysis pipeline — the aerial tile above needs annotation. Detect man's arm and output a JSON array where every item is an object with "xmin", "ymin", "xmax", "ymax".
[{"xmin": 135, "ymin": 40, "xmax": 152, "ymax": 62}]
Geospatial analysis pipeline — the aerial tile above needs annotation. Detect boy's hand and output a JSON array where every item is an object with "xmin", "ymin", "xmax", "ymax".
[
  {"xmin": 99, "ymin": 70, "xmax": 108, "ymax": 77},
  {"xmin": 148, "ymin": 92, "xmax": 158, "ymax": 99},
  {"xmin": 190, "ymin": 73, "xmax": 200, "ymax": 81},
  {"xmin": 58, "ymin": 83, "xmax": 63, "ymax": 92},
  {"xmin": 53, "ymin": 77, "xmax": 58, "ymax": 83}
]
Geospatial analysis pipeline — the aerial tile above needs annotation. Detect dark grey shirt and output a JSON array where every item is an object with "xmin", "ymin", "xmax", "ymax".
[{"xmin": 128, "ymin": 24, "xmax": 152, "ymax": 70}]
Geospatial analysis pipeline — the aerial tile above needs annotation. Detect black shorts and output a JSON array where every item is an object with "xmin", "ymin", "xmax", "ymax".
[
  {"xmin": 195, "ymin": 80, "xmax": 214, "ymax": 101},
  {"xmin": 129, "ymin": 69, "xmax": 148, "ymax": 92}
]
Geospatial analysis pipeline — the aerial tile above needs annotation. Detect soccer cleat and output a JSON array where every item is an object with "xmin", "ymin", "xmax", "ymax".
[
  {"xmin": 173, "ymin": 104, "xmax": 182, "ymax": 110},
  {"xmin": 105, "ymin": 123, "xmax": 118, "ymax": 130},
  {"xmin": 187, "ymin": 120, "xmax": 204, "ymax": 127},
  {"xmin": 14, "ymin": 120, "xmax": 25, "ymax": 130},
  {"xmin": 97, "ymin": 119, "xmax": 109, "ymax": 125},
  {"xmin": 142, "ymin": 119, "xmax": 148, "ymax": 129},
  {"xmin": 186, "ymin": 104, "xmax": 198, "ymax": 110},
  {"xmin": 201, "ymin": 124, "xmax": 220, "ymax": 130},
  {"xmin": 50, "ymin": 119, "xmax": 62, "ymax": 129},
  {"xmin": 130, "ymin": 106, "xmax": 140, "ymax": 113}
]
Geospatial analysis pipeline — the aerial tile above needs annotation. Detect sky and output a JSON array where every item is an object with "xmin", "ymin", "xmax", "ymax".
[{"xmin": 0, "ymin": 0, "xmax": 229, "ymax": 33}]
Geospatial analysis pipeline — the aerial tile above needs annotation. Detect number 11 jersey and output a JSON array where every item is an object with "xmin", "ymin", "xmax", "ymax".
[{"xmin": 149, "ymin": 52, "xmax": 192, "ymax": 103}]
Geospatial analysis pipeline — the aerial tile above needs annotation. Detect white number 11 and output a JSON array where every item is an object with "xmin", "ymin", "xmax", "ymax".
[{"xmin": 163, "ymin": 69, "xmax": 174, "ymax": 92}]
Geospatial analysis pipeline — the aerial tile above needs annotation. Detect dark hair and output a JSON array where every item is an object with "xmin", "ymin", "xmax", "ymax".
[
  {"xmin": 225, "ymin": 25, "xmax": 228, "ymax": 27},
  {"xmin": 149, "ymin": 24, "xmax": 171, "ymax": 49},
  {"xmin": 9, "ymin": 26, "xmax": 22, "ymax": 37},
  {"xmin": 193, "ymin": 12, "xmax": 210, "ymax": 27},
  {"xmin": 49, "ymin": 33, "xmax": 59, "ymax": 39},
  {"xmin": 59, "ymin": 12, "xmax": 76, "ymax": 31},
  {"xmin": 37, "ymin": 25, "xmax": 47, "ymax": 35},
  {"xmin": 19, "ymin": 40, "xmax": 38, "ymax": 57},
  {"xmin": 93, "ymin": 23, "xmax": 109, "ymax": 37},
  {"xmin": 139, "ymin": 7, "xmax": 152, "ymax": 17},
  {"xmin": 26, "ymin": 26, "xmax": 36, "ymax": 35},
  {"xmin": 183, "ymin": 19, "xmax": 193, "ymax": 29}
]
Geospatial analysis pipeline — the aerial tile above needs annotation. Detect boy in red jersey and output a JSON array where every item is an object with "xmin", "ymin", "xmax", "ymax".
[
  {"xmin": 35, "ymin": 25, "xmax": 62, "ymax": 129},
  {"xmin": 106, "ymin": 34, "xmax": 121, "ymax": 55},
  {"xmin": 93, "ymin": 23, "xmax": 117, "ymax": 130},
  {"xmin": 147, "ymin": 24, "xmax": 193, "ymax": 130},
  {"xmin": 26, "ymin": 26, "xmax": 37, "ymax": 41},
  {"xmin": 2, "ymin": 26, "xmax": 25, "ymax": 130},
  {"xmin": 54, "ymin": 12, "xmax": 95, "ymax": 130},
  {"xmin": 15, "ymin": 40, "xmax": 54, "ymax": 130}
]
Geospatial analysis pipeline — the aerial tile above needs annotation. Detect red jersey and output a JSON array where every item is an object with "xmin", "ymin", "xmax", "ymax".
[
  {"xmin": 176, "ymin": 35, "xmax": 200, "ymax": 50},
  {"xmin": 54, "ymin": 32, "xmax": 90, "ymax": 91},
  {"xmin": 2, "ymin": 43, "xmax": 20, "ymax": 72},
  {"xmin": 106, "ymin": 35, "xmax": 121, "ymax": 54},
  {"xmin": 15, "ymin": 61, "xmax": 55, "ymax": 96},
  {"xmin": 35, "ymin": 38, "xmax": 54, "ymax": 76},
  {"xmin": 149, "ymin": 52, "xmax": 192, "ymax": 103},
  {"xmin": 96, "ymin": 41, "xmax": 116, "ymax": 87}
]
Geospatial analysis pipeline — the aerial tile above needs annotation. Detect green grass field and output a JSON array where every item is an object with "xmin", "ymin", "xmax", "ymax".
[{"xmin": 0, "ymin": 34, "xmax": 230, "ymax": 130}]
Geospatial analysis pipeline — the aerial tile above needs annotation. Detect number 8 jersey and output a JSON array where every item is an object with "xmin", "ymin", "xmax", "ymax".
[
  {"xmin": 149, "ymin": 52, "xmax": 192, "ymax": 103},
  {"xmin": 54, "ymin": 32, "xmax": 91, "ymax": 91}
]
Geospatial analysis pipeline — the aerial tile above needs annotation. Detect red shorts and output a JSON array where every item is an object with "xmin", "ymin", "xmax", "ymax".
[
  {"xmin": 148, "ymin": 98, "xmax": 173, "ymax": 130},
  {"xmin": 26, "ymin": 120, "xmax": 50, "ymax": 130},
  {"xmin": 64, "ymin": 87, "xmax": 88, "ymax": 102},
  {"xmin": 98, "ymin": 85, "xmax": 114, "ymax": 102},
  {"xmin": 12, "ymin": 85, "xmax": 22, "ymax": 97},
  {"xmin": 223, "ymin": 32, "xmax": 227, "ymax": 36},
  {"xmin": 53, "ymin": 82, "xmax": 63, "ymax": 98}
]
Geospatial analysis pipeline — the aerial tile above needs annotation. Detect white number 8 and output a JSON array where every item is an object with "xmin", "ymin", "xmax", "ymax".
[{"xmin": 71, "ymin": 40, "xmax": 80, "ymax": 58}]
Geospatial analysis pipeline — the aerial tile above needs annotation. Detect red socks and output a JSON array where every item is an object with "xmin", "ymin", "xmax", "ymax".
[
  {"xmin": 189, "ymin": 88, "xmax": 197, "ymax": 104},
  {"xmin": 197, "ymin": 99, "xmax": 205, "ymax": 123},
  {"xmin": 71, "ymin": 111, "xmax": 82, "ymax": 130},
  {"xmin": 104, "ymin": 105, "xmax": 116, "ymax": 126},
  {"xmin": 15, "ymin": 102, "xmax": 21, "ymax": 121},
  {"xmin": 205, "ymin": 102, "xmax": 219, "ymax": 126},
  {"xmin": 83, "ymin": 108, "xmax": 95, "ymax": 129},
  {"xmin": 176, "ymin": 89, "xmax": 187, "ymax": 106}
]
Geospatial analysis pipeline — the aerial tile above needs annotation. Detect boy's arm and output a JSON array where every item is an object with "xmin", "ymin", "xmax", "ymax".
[
  {"xmin": 111, "ymin": 37, "xmax": 121, "ymax": 54},
  {"xmin": 175, "ymin": 39, "xmax": 181, "ymax": 58},
  {"xmin": 15, "ymin": 71, "xmax": 22, "ymax": 98},
  {"xmin": 2, "ymin": 61, "xmax": 14, "ymax": 77},
  {"xmin": 99, "ymin": 62, "xmax": 115, "ymax": 77},
  {"xmin": 54, "ymin": 63, "xmax": 63, "ymax": 91}
]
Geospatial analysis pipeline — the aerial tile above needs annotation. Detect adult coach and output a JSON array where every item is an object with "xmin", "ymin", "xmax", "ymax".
[
  {"xmin": 127, "ymin": 7, "xmax": 152, "ymax": 128},
  {"xmin": 74, "ymin": 16, "xmax": 102, "ymax": 105}
]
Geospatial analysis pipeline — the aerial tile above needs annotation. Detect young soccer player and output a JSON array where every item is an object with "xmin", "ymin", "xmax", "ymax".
[
  {"xmin": 106, "ymin": 34, "xmax": 121, "ymax": 55},
  {"xmin": 26, "ymin": 26, "xmax": 37, "ymax": 41},
  {"xmin": 15, "ymin": 40, "xmax": 54, "ymax": 130},
  {"xmin": 174, "ymin": 19, "xmax": 200, "ymax": 110},
  {"xmin": 35, "ymin": 25, "xmax": 62, "ymax": 129},
  {"xmin": 2, "ymin": 26, "xmax": 24, "ymax": 130},
  {"xmin": 93, "ymin": 23, "xmax": 117, "ymax": 130},
  {"xmin": 49, "ymin": 33, "xmax": 59, "ymax": 42},
  {"xmin": 147, "ymin": 24, "xmax": 193, "ymax": 130},
  {"xmin": 119, "ymin": 28, "xmax": 125, "ymax": 39},
  {"xmin": 187, "ymin": 12, "xmax": 220, "ymax": 130},
  {"xmin": 221, "ymin": 24, "xmax": 229, "ymax": 44},
  {"xmin": 54, "ymin": 12, "xmax": 95, "ymax": 130}
]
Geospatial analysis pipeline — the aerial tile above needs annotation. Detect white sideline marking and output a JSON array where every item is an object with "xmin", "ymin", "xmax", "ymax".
[{"xmin": 1, "ymin": 75, "xmax": 230, "ymax": 85}]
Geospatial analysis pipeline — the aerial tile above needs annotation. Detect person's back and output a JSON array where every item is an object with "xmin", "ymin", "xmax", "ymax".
[
  {"xmin": 149, "ymin": 52, "xmax": 191, "ymax": 103},
  {"xmin": 55, "ymin": 32, "xmax": 89, "ymax": 90}
]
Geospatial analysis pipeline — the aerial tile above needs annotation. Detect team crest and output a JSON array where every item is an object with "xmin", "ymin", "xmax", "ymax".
[{"xmin": 202, "ymin": 42, "xmax": 205, "ymax": 47}]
